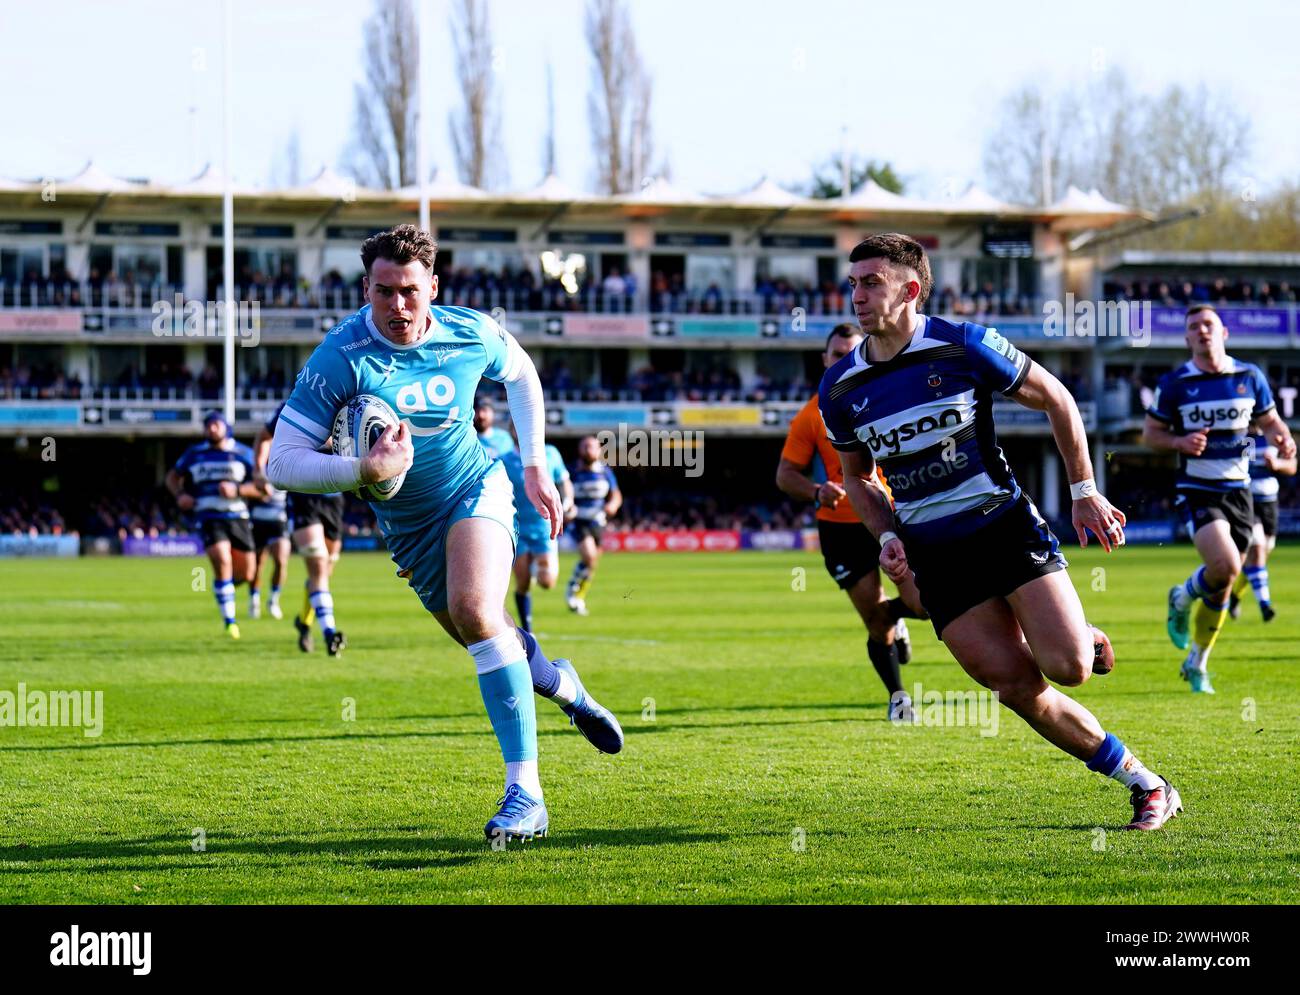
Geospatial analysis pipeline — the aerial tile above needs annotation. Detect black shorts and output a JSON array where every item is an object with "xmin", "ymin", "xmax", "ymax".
[
  {"xmin": 1176, "ymin": 488, "xmax": 1254, "ymax": 552},
  {"xmin": 817, "ymin": 519, "xmax": 882, "ymax": 590},
  {"xmin": 1255, "ymin": 499, "xmax": 1278, "ymax": 539},
  {"xmin": 252, "ymin": 517, "xmax": 290, "ymax": 551},
  {"xmin": 571, "ymin": 520, "xmax": 604, "ymax": 546},
  {"xmin": 904, "ymin": 495, "xmax": 1067, "ymax": 638},
  {"xmin": 289, "ymin": 492, "xmax": 344, "ymax": 542},
  {"xmin": 200, "ymin": 518, "xmax": 255, "ymax": 552}
]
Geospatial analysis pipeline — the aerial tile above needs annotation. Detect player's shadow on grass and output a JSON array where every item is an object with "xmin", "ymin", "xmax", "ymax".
[{"xmin": 0, "ymin": 826, "xmax": 727, "ymax": 870}]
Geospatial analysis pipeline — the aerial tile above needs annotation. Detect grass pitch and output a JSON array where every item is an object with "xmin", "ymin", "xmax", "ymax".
[{"xmin": 1, "ymin": 544, "xmax": 1297, "ymax": 904}]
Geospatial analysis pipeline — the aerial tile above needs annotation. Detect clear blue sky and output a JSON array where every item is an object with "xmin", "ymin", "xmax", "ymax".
[{"xmin": 2, "ymin": 0, "xmax": 1296, "ymax": 200}]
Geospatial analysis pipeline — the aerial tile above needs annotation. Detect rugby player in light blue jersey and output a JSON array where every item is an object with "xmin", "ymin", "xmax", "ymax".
[
  {"xmin": 820, "ymin": 233, "xmax": 1180, "ymax": 831},
  {"xmin": 474, "ymin": 396, "xmax": 515, "ymax": 461},
  {"xmin": 500, "ymin": 422, "xmax": 573, "ymax": 634},
  {"xmin": 1143, "ymin": 305, "xmax": 1296, "ymax": 691},
  {"xmin": 267, "ymin": 226, "xmax": 622, "ymax": 843},
  {"xmin": 165, "ymin": 411, "xmax": 268, "ymax": 639}
]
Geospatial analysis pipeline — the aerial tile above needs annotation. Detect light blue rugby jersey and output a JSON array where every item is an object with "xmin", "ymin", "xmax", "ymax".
[
  {"xmin": 818, "ymin": 314, "xmax": 1031, "ymax": 543},
  {"xmin": 478, "ymin": 426, "xmax": 515, "ymax": 461},
  {"xmin": 502, "ymin": 445, "xmax": 568, "ymax": 537},
  {"xmin": 1148, "ymin": 358, "xmax": 1274, "ymax": 493},
  {"xmin": 278, "ymin": 303, "xmax": 523, "ymax": 535}
]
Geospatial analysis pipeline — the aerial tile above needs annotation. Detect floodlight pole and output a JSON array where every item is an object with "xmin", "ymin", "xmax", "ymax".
[
  {"xmin": 222, "ymin": 0, "xmax": 236, "ymax": 423},
  {"xmin": 416, "ymin": 0, "xmax": 430, "ymax": 232}
]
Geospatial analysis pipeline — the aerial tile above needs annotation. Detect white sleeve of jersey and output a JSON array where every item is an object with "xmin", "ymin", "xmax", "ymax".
[
  {"xmin": 500, "ymin": 344, "xmax": 546, "ymax": 468},
  {"xmin": 268, "ymin": 416, "xmax": 363, "ymax": 494}
]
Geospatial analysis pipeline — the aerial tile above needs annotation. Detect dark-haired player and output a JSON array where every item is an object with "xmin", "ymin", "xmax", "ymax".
[
  {"xmin": 777, "ymin": 321, "xmax": 926, "ymax": 720},
  {"xmin": 820, "ymin": 232, "xmax": 1181, "ymax": 831},
  {"xmin": 1230, "ymin": 430, "xmax": 1296, "ymax": 621},
  {"xmin": 268, "ymin": 225, "xmax": 621, "ymax": 843},
  {"xmin": 166, "ymin": 411, "xmax": 267, "ymax": 639},
  {"xmin": 565, "ymin": 435, "xmax": 621, "ymax": 616},
  {"xmin": 1144, "ymin": 306, "xmax": 1296, "ymax": 692}
]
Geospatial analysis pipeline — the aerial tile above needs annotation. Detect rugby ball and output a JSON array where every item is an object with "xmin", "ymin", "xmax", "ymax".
[
  {"xmin": 1090, "ymin": 624, "xmax": 1115, "ymax": 677},
  {"xmin": 332, "ymin": 394, "xmax": 406, "ymax": 501}
]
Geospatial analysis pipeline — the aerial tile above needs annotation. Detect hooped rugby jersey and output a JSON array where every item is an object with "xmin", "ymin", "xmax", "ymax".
[
  {"xmin": 172, "ymin": 440, "xmax": 257, "ymax": 521},
  {"xmin": 278, "ymin": 304, "xmax": 526, "ymax": 536},
  {"xmin": 1147, "ymin": 359, "xmax": 1274, "ymax": 492},
  {"xmin": 571, "ymin": 462, "xmax": 619, "ymax": 525},
  {"xmin": 1247, "ymin": 431, "xmax": 1279, "ymax": 503},
  {"xmin": 818, "ymin": 314, "xmax": 1031, "ymax": 543}
]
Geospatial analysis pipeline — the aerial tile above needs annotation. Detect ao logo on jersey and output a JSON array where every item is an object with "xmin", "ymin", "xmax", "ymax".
[{"xmin": 393, "ymin": 376, "xmax": 459, "ymax": 436}]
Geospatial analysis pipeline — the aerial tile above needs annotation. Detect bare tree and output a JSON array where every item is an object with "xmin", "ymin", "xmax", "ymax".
[
  {"xmin": 344, "ymin": 0, "xmax": 419, "ymax": 189},
  {"xmin": 983, "ymin": 69, "xmax": 1251, "ymax": 212},
  {"xmin": 586, "ymin": 0, "xmax": 655, "ymax": 194},
  {"xmin": 270, "ymin": 129, "xmax": 303, "ymax": 188},
  {"xmin": 448, "ymin": 0, "xmax": 504, "ymax": 189},
  {"xmin": 541, "ymin": 61, "xmax": 557, "ymax": 178}
]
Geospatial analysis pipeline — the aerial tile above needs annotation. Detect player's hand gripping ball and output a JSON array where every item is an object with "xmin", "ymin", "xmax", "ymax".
[{"xmin": 333, "ymin": 394, "xmax": 409, "ymax": 501}]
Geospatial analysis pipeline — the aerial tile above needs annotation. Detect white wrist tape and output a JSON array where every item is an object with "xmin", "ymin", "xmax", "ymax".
[
  {"xmin": 878, "ymin": 530, "xmax": 900, "ymax": 547},
  {"xmin": 1070, "ymin": 478, "xmax": 1097, "ymax": 500}
]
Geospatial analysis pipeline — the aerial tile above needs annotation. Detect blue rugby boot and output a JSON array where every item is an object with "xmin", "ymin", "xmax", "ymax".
[
  {"xmin": 484, "ymin": 784, "xmax": 549, "ymax": 843},
  {"xmin": 555, "ymin": 659, "xmax": 624, "ymax": 754}
]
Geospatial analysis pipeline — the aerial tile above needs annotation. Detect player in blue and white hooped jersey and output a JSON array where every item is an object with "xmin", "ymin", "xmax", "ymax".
[
  {"xmin": 1144, "ymin": 306, "xmax": 1296, "ymax": 691},
  {"xmin": 500, "ymin": 422, "xmax": 573, "ymax": 634},
  {"xmin": 247, "ymin": 478, "xmax": 290, "ymax": 620},
  {"xmin": 165, "ymin": 411, "xmax": 268, "ymax": 639},
  {"xmin": 256, "ymin": 403, "xmax": 347, "ymax": 656},
  {"xmin": 1229, "ymin": 430, "xmax": 1297, "ymax": 622},
  {"xmin": 820, "ymin": 233, "xmax": 1181, "ymax": 831},
  {"xmin": 565, "ymin": 435, "xmax": 622, "ymax": 616},
  {"xmin": 267, "ymin": 226, "xmax": 622, "ymax": 843}
]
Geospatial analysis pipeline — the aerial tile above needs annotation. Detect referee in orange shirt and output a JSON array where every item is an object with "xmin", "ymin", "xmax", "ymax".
[{"xmin": 777, "ymin": 322, "xmax": 927, "ymax": 720}]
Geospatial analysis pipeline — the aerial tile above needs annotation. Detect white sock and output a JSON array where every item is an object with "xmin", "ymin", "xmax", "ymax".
[
  {"xmin": 1189, "ymin": 643, "xmax": 1211, "ymax": 674},
  {"xmin": 1109, "ymin": 748, "xmax": 1162, "ymax": 792},
  {"xmin": 506, "ymin": 760, "xmax": 542, "ymax": 798},
  {"xmin": 553, "ymin": 670, "xmax": 579, "ymax": 707}
]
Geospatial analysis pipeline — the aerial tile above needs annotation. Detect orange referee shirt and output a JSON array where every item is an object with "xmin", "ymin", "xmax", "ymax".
[{"xmin": 781, "ymin": 393, "xmax": 891, "ymax": 524}]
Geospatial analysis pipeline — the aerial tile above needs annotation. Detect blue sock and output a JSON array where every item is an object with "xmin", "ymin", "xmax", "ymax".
[
  {"xmin": 515, "ymin": 592, "xmax": 533, "ymax": 633},
  {"xmin": 470, "ymin": 632, "xmax": 538, "ymax": 765},
  {"xmin": 1085, "ymin": 731, "xmax": 1125, "ymax": 776},
  {"xmin": 517, "ymin": 626, "xmax": 561, "ymax": 698},
  {"xmin": 214, "ymin": 579, "xmax": 236, "ymax": 625},
  {"xmin": 1246, "ymin": 565, "xmax": 1271, "ymax": 606},
  {"xmin": 310, "ymin": 589, "xmax": 336, "ymax": 636},
  {"xmin": 1183, "ymin": 565, "xmax": 1210, "ymax": 601}
]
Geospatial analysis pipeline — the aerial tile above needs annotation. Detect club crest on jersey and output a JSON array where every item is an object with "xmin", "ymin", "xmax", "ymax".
[
  {"xmin": 1237, "ymin": 383, "xmax": 1247, "ymax": 394},
  {"xmin": 852, "ymin": 399, "xmax": 869, "ymax": 415},
  {"xmin": 431, "ymin": 345, "xmax": 466, "ymax": 367},
  {"xmin": 927, "ymin": 373, "xmax": 943, "ymax": 388}
]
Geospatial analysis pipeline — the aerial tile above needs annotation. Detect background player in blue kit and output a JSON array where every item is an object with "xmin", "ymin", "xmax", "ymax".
[
  {"xmin": 268, "ymin": 225, "xmax": 622, "ymax": 842},
  {"xmin": 500, "ymin": 423, "xmax": 573, "ymax": 633},
  {"xmin": 1230, "ymin": 429, "xmax": 1296, "ymax": 622},
  {"xmin": 1143, "ymin": 305, "xmax": 1296, "ymax": 691},
  {"xmin": 821, "ymin": 233, "xmax": 1182, "ymax": 831},
  {"xmin": 165, "ymin": 411, "xmax": 268, "ymax": 639},
  {"xmin": 247, "ymin": 478, "xmax": 290, "ymax": 620},
  {"xmin": 566, "ymin": 435, "xmax": 621, "ymax": 616},
  {"xmin": 474, "ymin": 397, "xmax": 515, "ymax": 461},
  {"xmin": 256, "ymin": 404, "xmax": 347, "ymax": 655}
]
